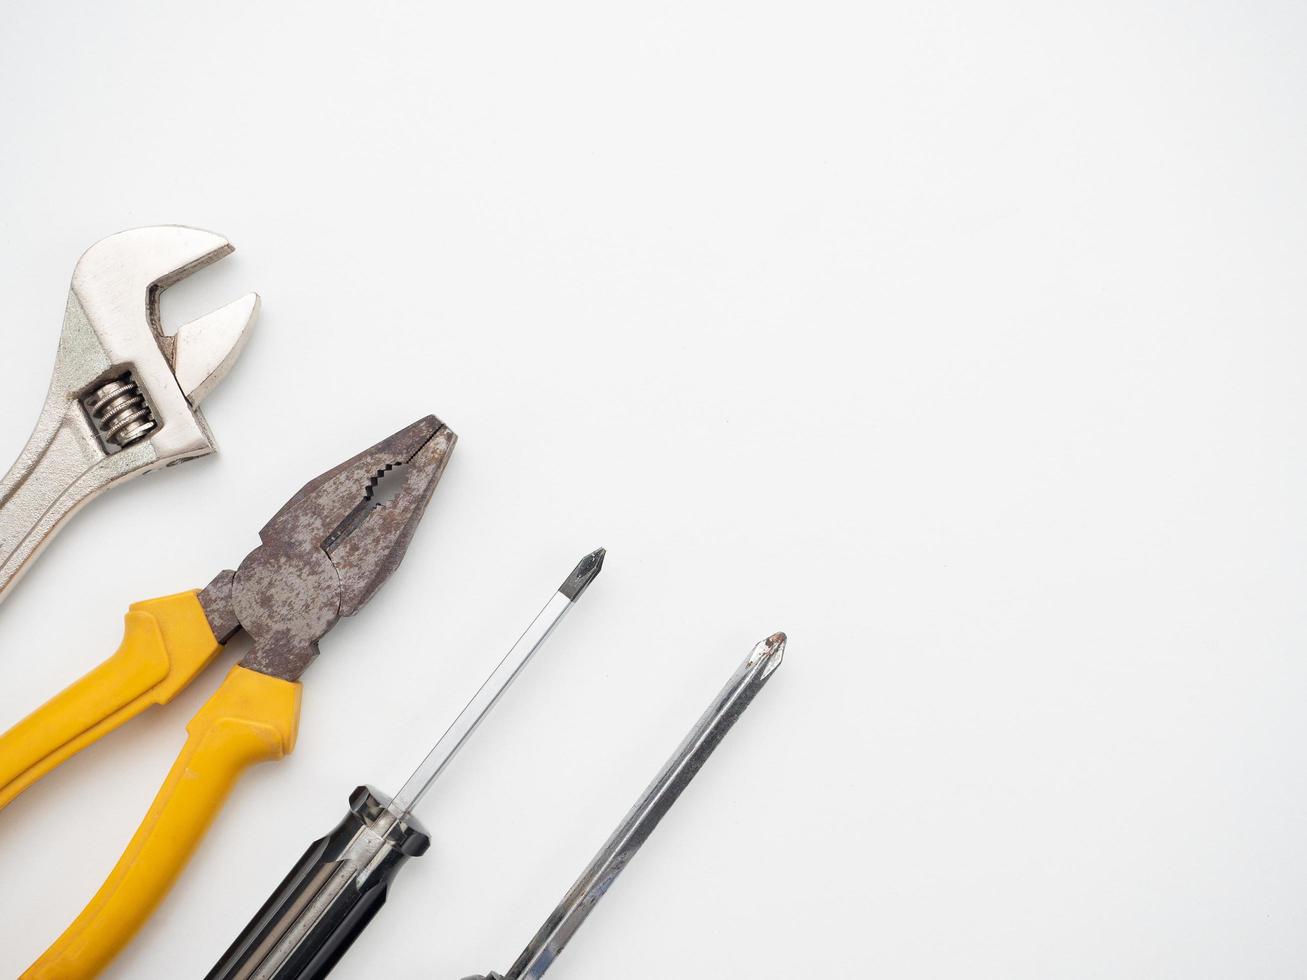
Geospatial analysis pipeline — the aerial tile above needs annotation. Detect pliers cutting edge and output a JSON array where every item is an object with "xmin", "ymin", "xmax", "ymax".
[{"xmin": 0, "ymin": 415, "xmax": 456, "ymax": 979}]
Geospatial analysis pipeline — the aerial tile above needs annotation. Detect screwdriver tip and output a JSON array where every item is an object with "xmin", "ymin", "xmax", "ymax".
[
  {"xmin": 559, "ymin": 548, "xmax": 606, "ymax": 601},
  {"xmin": 749, "ymin": 631, "xmax": 786, "ymax": 678}
]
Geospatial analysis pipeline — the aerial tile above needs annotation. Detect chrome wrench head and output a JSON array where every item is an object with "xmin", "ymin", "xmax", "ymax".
[
  {"xmin": 0, "ymin": 226, "xmax": 259, "ymax": 602},
  {"xmin": 67, "ymin": 225, "xmax": 260, "ymax": 454}
]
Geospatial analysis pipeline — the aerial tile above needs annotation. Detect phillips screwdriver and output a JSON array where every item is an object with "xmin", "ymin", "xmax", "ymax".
[
  {"xmin": 206, "ymin": 549, "xmax": 606, "ymax": 980},
  {"xmin": 461, "ymin": 630, "xmax": 786, "ymax": 980}
]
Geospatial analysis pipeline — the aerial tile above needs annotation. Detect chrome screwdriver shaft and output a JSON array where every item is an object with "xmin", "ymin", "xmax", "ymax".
[
  {"xmin": 469, "ymin": 631, "xmax": 786, "ymax": 980},
  {"xmin": 388, "ymin": 549, "xmax": 604, "ymax": 820}
]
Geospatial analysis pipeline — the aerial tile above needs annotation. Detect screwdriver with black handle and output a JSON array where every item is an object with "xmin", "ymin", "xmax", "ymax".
[
  {"xmin": 206, "ymin": 549, "xmax": 606, "ymax": 980},
  {"xmin": 462, "ymin": 630, "xmax": 785, "ymax": 980}
]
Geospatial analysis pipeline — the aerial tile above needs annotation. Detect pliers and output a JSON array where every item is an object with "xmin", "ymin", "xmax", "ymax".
[{"xmin": 0, "ymin": 415, "xmax": 456, "ymax": 979}]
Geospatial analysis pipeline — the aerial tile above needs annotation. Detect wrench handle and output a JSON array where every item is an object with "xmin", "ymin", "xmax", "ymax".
[{"xmin": 0, "ymin": 390, "xmax": 151, "ymax": 602}]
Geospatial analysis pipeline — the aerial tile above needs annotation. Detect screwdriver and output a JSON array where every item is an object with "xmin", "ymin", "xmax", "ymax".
[
  {"xmin": 206, "ymin": 549, "xmax": 606, "ymax": 980},
  {"xmin": 461, "ymin": 630, "xmax": 786, "ymax": 980}
]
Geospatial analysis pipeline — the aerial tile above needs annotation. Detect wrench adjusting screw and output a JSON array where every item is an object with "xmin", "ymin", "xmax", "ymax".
[{"xmin": 84, "ymin": 373, "xmax": 158, "ymax": 450}]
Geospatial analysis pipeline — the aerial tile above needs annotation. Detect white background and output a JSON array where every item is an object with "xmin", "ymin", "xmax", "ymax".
[{"xmin": 0, "ymin": 2, "xmax": 1305, "ymax": 977}]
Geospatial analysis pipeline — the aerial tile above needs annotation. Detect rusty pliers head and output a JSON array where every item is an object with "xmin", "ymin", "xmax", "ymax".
[{"xmin": 199, "ymin": 417, "xmax": 457, "ymax": 680}]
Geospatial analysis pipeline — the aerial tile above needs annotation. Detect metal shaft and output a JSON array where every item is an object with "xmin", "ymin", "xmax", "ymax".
[
  {"xmin": 388, "ymin": 548, "xmax": 604, "ymax": 820},
  {"xmin": 499, "ymin": 632, "xmax": 785, "ymax": 980}
]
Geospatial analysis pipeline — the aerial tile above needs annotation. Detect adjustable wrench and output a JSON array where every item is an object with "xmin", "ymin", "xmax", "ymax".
[{"xmin": 0, "ymin": 226, "xmax": 259, "ymax": 603}]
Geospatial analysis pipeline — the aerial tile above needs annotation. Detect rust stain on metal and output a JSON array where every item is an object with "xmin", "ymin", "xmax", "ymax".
[{"xmin": 196, "ymin": 416, "xmax": 456, "ymax": 681}]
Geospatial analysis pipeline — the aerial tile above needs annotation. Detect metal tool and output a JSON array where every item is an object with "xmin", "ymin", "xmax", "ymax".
[
  {"xmin": 463, "ymin": 632, "xmax": 785, "ymax": 980},
  {"xmin": 206, "ymin": 549, "xmax": 606, "ymax": 980},
  {"xmin": 0, "ymin": 225, "xmax": 259, "ymax": 603},
  {"xmin": 1, "ymin": 416, "xmax": 455, "ymax": 979}
]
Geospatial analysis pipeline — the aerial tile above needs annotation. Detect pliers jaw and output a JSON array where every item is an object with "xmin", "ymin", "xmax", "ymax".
[
  {"xmin": 272, "ymin": 414, "xmax": 456, "ymax": 617},
  {"xmin": 199, "ymin": 417, "xmax": 457, "ymax": 681}
]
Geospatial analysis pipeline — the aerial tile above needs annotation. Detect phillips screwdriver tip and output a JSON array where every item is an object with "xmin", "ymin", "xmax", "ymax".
[
  {"xmin": 559, "ymin": 548, "xmax": 606, "ymax": 601},
  {"xmin": 751, "ymin": 632, "xmax": 786, "ymax": 677}
]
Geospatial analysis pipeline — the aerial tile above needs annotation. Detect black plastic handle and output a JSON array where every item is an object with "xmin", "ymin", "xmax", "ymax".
[{"xmin": 206, "ymin": 786, "xmax": 430, "ymax": 980}]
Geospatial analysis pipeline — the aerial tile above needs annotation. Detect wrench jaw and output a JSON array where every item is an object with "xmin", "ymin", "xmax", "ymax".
[
  {"xmin": 69, "ymin": 224, "xmax": 259, "ymax": 464},
  {"xmin": 0, "ymin": 226, "xmax": 258, "ymax": 602},
  {"xmin": 172, "ymin": 292, "xmax": 260, "ymax": 407}
]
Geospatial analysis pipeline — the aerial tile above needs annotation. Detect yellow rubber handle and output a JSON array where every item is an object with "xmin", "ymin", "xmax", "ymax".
[
  {"xmin": 0, "ymin": 591, "xmax": 224, "ymax": 810},
  {"xmin": 23, "ymin": 665, "xmax": 301, "ymax": 980}
]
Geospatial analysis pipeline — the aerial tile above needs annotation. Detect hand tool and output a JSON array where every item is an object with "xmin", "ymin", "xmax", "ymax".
[
  {"xmin": 1, "ymin": 415, "xmax": 456, "ymax": 980},
  {"xmin": 0, "ymin": 225, "xmax": 259, "ymax": 604},
  {"xmin": 206, "ymin": 549, "xmax": 606, "ymax": 980},
  {"xmin": 462, "ymin": 631, "xmax": 785, "ymax": 980}
]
